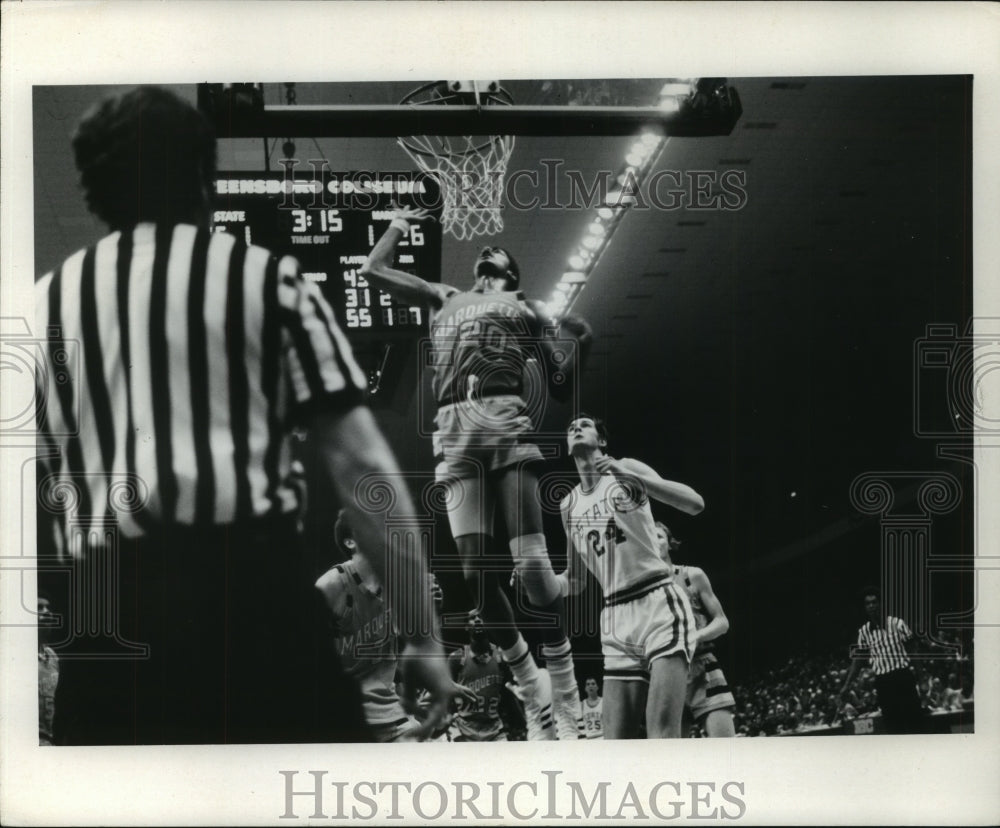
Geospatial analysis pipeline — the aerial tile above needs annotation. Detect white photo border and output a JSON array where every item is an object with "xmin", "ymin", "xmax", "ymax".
[{"xmin": 2, "ymin": 2, "xmax": 998, "ymax": 825}]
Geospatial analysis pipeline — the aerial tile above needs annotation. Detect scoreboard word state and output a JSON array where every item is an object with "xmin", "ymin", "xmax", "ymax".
[{"xmin": 213, "ymin": 172, "xmax": 442, "ymax": 335}]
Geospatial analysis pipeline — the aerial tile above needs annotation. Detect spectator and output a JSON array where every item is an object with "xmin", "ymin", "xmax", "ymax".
[{"xmin": 37, "ymin": 593, "xmax": 59, "ymax": 745}]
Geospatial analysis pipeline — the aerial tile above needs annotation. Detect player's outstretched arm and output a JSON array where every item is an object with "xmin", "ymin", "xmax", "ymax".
[
  {"xmin": 688, "ymin": 567, "xmax": 729, "ymax": 645},
  {"xmin": 360, "ymin": 204, "xmax": 457, "ymax": 308},
  {"xmin": 306, "ymin": 406, "xmax": 427, "ymax": 629},
  {"xmin": 595, "ymin": 456, "xmax": 705, "ymax": 515}
]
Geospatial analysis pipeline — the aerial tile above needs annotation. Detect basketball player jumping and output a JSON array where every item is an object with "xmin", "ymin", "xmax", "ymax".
[
  {"xmin": 361, "ymin": 205, "xmax": 592, "ymax": 740},
  {"xmin": 556, "ymin": 414, "xmax": 704, "ymax": 738},
  {"xmin": 654, "ymin": 522, "xmax": 737, "ymax": 737}
]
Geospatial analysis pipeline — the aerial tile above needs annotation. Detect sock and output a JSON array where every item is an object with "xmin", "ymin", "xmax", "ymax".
[
  {"xmin": 543, "ymin": 638, "xmax": 578, "ymax": 700},
  {"xmin": 502, "ymin": 634, "xmax": 540, "ymax": 689}
]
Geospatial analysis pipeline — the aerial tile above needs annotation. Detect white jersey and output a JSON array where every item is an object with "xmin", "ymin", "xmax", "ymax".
[
  {"xmin": 562, "ymin": 469, "xmax": 673, "ymax": 601},
  {"xmin": 582, "ymin": 697, "xmax": 604, "ymax": 739}
]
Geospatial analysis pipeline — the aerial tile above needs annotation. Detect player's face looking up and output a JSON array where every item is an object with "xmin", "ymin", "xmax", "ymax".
[
  {"xmin": 585, "ymin": 678, "xmax": 599, "ymax": 698},
  {"xmin": 473, "ymin": 246, "xmax": 514, "ymax": 288},
  {"xmin": 467, "ymin": 614, "xmax": 491, "ymax": 654},
  {"xmin": 567, "ymin": 417, "xmax": 606, "ymax": 454}
]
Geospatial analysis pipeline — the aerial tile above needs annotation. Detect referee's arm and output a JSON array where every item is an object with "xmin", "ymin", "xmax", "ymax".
[
  {"xmin": 838, "ymin": 641, "xmax": 870, "ymax": 699},
  {"xmin": 306, "ymin": 404, "xmax": 430, "ymax": 642}
]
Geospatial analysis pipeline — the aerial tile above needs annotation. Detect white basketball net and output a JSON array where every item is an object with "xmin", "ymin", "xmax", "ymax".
[{"xmin": 398, "ymin": 134, "xmax": 515, "ymax": 240}]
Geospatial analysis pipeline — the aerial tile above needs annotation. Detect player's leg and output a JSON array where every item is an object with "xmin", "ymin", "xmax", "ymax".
[
  {"xmin": 444, "ymin": 474, "xmax": 521, "ymax": 650},
  {"xmin": 603, "ymin": 678, "xmax": 647, "ymax": 739},
  {"xmin": 453, "ymin": 535, "xmax": 520, "ymax": 649},
  {"xmin": 601, "ymin": 630, "xmax": 648, "ymax": 739},
  {"xmin": 645, "ymin": 653, "xmax": 689, "ymax": 738},
  {"xmin": 689, "ymin": 655, "xmax": 737, "ymax": 737},
  {"xmin": 497, "ymin": 462, "xmax": 583, "ymax": 739},
  {"xmin": 496, "ymin": 462, "xmax": 562, "ymax": 631},
  {"xmin": 640, "ymin": 583, "xmax": 696, "ymax": 739},
  {"xmin": 443, "ymin": 469, "xmax": 554, "ymax": 739},
  {"xmin": 702, "ymin": 709, "xmax": 737, "ymax": 737}
]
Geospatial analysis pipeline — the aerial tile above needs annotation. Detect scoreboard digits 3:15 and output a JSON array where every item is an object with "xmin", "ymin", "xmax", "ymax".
[{"xmin": 212, "ymin": 171, "xmax": 442, "ymax": 336}]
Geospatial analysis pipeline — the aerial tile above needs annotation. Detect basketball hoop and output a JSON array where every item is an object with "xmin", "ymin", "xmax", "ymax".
[{"xmin": 398, "ymin": 81, "xmax": 515, "ymax": 240}]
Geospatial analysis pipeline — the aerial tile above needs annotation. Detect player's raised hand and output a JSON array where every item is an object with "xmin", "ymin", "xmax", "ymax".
[
  {"xmin": 594, "ymin": 454, "xmax": 626, "ymax": 476},
  {"xmin": 390, "ymin": 201, "xmax": 433, "ymax": 224},
  {"xmin": 559, "ymin": 314, "xmax": 594, "ymax": 360},
  {"xmin": 521, "ymin": 298, "xmax": 554, "ymax": 339},
  {"xmin": 399, "ymin": 640, "xmax": 478, "ymax": 739}
]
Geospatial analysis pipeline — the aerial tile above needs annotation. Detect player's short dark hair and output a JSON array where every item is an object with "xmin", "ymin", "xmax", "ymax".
[
  {"xmin": 860, "ymin": 585, "xmax": 880, "ymax": 603},
  {"xmin": 333, "ymin": 508, "xmax": 355, "ymax": 559},
  {"xmin": 569, "ymin": 412, "xmax": 609, "ymax": 445},
  {"xmin": 72, "ymin": 86, "xmax": 217, "ymax": 230}
]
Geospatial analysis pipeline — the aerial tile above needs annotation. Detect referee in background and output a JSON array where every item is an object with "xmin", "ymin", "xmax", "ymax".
[
  {"xmin": 838, "ymin": 586, "xmax": 926, "ymax": 734},
  {"xmin": 35, "ymin": 86, "xmax": 460, "ymax": 744}
]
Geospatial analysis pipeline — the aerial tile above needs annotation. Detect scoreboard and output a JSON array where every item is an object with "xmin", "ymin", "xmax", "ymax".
[{"xmin": 212, "ymin": 171, "xmax": 441, "ymax": 337}]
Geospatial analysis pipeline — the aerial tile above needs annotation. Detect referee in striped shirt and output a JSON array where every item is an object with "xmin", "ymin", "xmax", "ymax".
[
  {"xmin": 36, "ymin": 86, "xmax": 460, "ymax": 744},
  {"xmin": 838, "ymin": 587, "xmax": 925, "ymax": 734}
]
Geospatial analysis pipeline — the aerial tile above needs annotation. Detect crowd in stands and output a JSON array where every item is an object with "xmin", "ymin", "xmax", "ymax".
[{"xmin": 686, "ymin": 630, "xmax": 973, "ymax": 737}]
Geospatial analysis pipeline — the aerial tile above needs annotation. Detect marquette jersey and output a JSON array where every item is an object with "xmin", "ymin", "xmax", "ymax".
[
  {"xmin": 673, "ymin": 564, "xmax": 714, "ymax": 654},
  {"xmin": 562, "ymin": 472, "xmax": 673, "ymax": 599},
  {"xmin": 430, "ymin": 288, "xmax": 535, "ymax": 406},
  {"xmin": 451, "ymin": 646, "xmax": 506, "ymax": 741},
  {"xmin": 315, "ymin": 561, "xmax": 404, "ymax": 731},
  {"xmin": 583, "ymin": 697, "xmax": 604, "ymax": 739}
]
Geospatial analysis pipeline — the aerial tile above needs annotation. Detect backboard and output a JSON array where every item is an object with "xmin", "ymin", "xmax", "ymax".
[{"xmin": 198, "ymin": 78, "xmax": 742, "ymax": 138}]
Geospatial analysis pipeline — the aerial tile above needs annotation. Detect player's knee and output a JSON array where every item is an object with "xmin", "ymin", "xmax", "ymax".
[{"xmin": 510, "ymin": 533, "xmax": 560, "ymax": 606}]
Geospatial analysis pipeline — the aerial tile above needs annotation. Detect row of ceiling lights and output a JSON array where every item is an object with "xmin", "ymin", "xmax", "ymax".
[{"xmin": 543, "ymin": 79, "xmax": 699, "ymax": 320}]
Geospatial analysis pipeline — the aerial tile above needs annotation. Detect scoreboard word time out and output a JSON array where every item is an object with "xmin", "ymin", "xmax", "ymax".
[{"xmin": 213, "ymin": 171, "xmax": 442, "ymax": 335}]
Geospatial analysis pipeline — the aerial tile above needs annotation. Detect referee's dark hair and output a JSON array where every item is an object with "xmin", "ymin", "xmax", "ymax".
[
  {"xmin": 72, "ymin": 86, "xmax": 217, "ymax": 230},
  {"xmin": 859, "ymin": 585, "xmax": 880, "ymax": 603}
]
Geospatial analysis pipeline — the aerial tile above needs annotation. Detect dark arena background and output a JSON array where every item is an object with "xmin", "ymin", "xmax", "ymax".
[{"xmin": 33, "ymin": 77, "xmax": 975, "ymax": 738}]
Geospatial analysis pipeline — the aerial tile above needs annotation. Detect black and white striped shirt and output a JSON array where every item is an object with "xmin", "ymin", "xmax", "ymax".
[
  {"xmin": 856, "ymin": 616, "xmax": 913, "ymax": 676},
  {"xmin": 36, "ymin": 223, "xmax": 367, "ymax": 544}
]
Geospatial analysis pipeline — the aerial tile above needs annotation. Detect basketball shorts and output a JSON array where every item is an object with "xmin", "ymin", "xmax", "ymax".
[
  {"xmin": 449, "ymin": 724, "xmax": 509, "ymax": 742},
  {"xmin": 433, "ymin": 396, "xmax": 543, "ymax": 481},
  {"xmin": 686, "ymin": 653, "xmax": 736, "ymax": 720},
  {"xmin": 433, "ymin": 396, "xmax": 544, "ymax": 537},
  {"xmin": 602, "ymin": 580, "xmax": 696, "ymax": 681}
]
